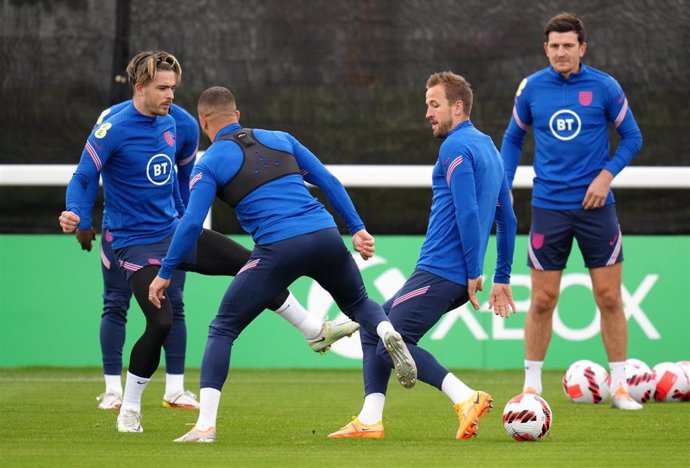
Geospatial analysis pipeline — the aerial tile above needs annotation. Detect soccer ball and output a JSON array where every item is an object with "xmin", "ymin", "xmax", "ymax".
[
  {"xmin": 502, "ymin": 393, "xmax": 553, "ymax": 441},
  {"xmin": 676, "ymin": 361, "xmax": 690, "ymax": 401},
  {"xmin": 625, "ymin": 358, "xmax": 656, "ymax": 403},
  {"xmin": 676, "ymin": 361, "xmax": 690, "ymax": 400},
  {"xmin": 626, "ymin": 357, "xmax": 650, "ymax": 370},
  {"xmin": 653, "ymin": 362, "xmax": 690, "ymax": 402},
  {"xmin": 562, "ymin": 361, "xmax": 610, "ymax": 403},
  {"xmin": 569, "ymin": 359, "xmax": 596, "ymax": 369}
]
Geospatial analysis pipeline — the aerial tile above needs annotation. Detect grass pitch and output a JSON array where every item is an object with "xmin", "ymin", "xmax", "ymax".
[{"xmin": 1, "ymin": 368, "xmax": 688, "ymax": 467}]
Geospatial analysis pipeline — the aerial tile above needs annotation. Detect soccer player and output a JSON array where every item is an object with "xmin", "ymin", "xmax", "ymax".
[
  {"xmin": 329, "ymin": 71, "xmax": 517, "ymax": 440},
  {"xmin": 59, "ymin": 51, "xmax": 359, "ymax": 433},
  {"xmin": 147, "ymin": 86, "xmax": 417, "ymax": 443},
  {"xmin": 75, "ymin": 101, "xmax": 201, "ymax": 410},
  {"xmin": 500, "ymin": 12, "xmax": 643, "ymax": 410}
]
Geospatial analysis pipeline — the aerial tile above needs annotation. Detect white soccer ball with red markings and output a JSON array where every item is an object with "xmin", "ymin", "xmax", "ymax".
[
  {"xmin": 653, "ymin": 362, "xmax": 690, "ymax": 402},
  {"xmin": 569, "ymin": 359, "xmax": 596, "ymax": 369},
  {"xmin": 562, "ymin": 361, "xmax": 610, "ymax": 404},
  {"xmin": 502, "ymin": 393, "xmax": 552, "ymax": 441},
  {"xmin": 676, "ymin": 360, "xmax": 690, "ymax": 377},
  {"xmin": 625, "ymin": 358, "xmax": 656, "ymax": 403},
  {"xmin": 676, "ymin": 361, "xmax": 690, "ymax": 400},
  {"xmin": 626, "ymin": 357, "xmax": 650, "ymax": 370}
]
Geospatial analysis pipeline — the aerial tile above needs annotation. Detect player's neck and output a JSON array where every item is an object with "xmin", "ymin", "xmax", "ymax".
[
  {"xmin": 560, "ymin": 63, "xmax": 582, "ymax": 80},
  {"xmin": 132, "ymin": 97, "xmax": 156, "ymax": 118}
]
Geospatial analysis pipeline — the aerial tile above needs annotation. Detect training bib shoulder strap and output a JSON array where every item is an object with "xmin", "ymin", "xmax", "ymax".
[{"xmin": 216, "ymin": 128, "xmax": 301, "ymax": 207}]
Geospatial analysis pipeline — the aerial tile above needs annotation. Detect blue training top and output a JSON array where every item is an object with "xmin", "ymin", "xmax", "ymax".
[
  {"xmin": 417, "ymin": 120, "xmax": 517, "ymax": 285},
  {"xmin": 501, "ymin": 63, "xmax": 642, "ymax": 209},
  {"xmin": 159, "ymin": 122, "xmax": 365, "ymax": 279},
  {"xmin": 66, "ymin": 101, "xmax": 182, "ymax": 250},
  {"xmin": 77, "ymin": 101, "xmax": 200, "ymax": 230}
]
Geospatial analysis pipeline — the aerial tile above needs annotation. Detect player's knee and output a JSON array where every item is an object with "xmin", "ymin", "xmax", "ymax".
[
  {"xmin": 102, "ymin": 302, "xmax": 128, "ymax": 321},
  {"xmin": 148, "ymin": 311, "xmax": 173, "ymax": 336},
  {"xmin": 594, "ymin": 287, "xmax": 623, "ymax": 313},
  {"xmin": 530, "ymin": 288, "xmax": 559, "ymax": 314}
]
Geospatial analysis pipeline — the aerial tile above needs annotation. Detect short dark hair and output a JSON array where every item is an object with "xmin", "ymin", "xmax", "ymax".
[
  {"xmin": 197, "ymin": 86, "xmax": 237, "ymax": 121},
  {"xmin": 426, "ymin": 71, "xmax": 473, "ymax": 116},
  {"xmin": 544, "ymin": 12, "xmax": 586, "ymax": 44}
]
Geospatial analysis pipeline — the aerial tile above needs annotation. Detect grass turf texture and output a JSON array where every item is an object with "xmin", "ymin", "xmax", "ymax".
[{"xmin": 1, "ymin": 368, "xmax": 688, "ymax": 467}]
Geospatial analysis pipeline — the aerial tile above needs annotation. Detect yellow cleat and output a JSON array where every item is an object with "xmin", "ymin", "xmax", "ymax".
[
  {"xmin": 308, "ymin": 320, "xmax": 360, "ymax": 353},
  {"xmin": 328, "ymin": 417, "xmax": 384, "ymax": 439},
  {"xmin": 162, "ymin": 390, "xmax": 200, "ymax": 409},
  {"xmin": 454, "ymin": 390, "xmax": 493, "ymax": 440}
]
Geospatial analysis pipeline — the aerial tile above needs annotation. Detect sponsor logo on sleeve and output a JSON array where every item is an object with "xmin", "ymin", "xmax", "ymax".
[
  {"xmin": 96, "ymin": 108, "xmax": 112, "ymax": 125},
  {"xmin": 94, "ymin": 122, "xmax": 112, "ymax": 139}
]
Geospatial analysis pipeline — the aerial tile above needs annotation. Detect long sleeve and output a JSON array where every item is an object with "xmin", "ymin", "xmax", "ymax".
[
  {"xmin": 603, "ymin": 80, "xmax": 642, "ymax": 176},
  {"xmin": 493, "ymin": 176, "xmax": 517, "ymax": 284},
  {"xmin": 291, "ymin": 137, "xmax": 365, "ymax": 235},
  {"xmin": 448, "ymin": 154, "xmax": 482, "ymax": 279},
  {"xmin": 159, "ymin": 166, "xmax": 216, "ymax": 279}
]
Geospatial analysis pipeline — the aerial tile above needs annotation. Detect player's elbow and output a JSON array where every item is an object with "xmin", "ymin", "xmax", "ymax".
[{"xmin": 620, "ymin": 125, "xmax": 643, "ymax": 154}]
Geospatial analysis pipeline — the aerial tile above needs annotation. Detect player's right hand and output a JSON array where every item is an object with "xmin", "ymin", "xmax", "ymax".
[
  {"xmin": 467, "ymin": 276, "xmax": 483, "ymax": 310},
  {"xmin": 148, "ymin": 275, "xmax": 170, "ymax": 309},
  {"xmin": 352, "ymin": 229, "xmax": 375, "ymax": 260},
  {"xmin": 76, "ymin": 228, "xmax": 96, "ymax": 252},
  {"xmin": 59, "ymin": 210, "xmax": 80, "ymax": 234}
]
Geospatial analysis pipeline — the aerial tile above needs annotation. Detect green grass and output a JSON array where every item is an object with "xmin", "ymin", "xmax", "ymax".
[{"xmin": 1, "ymin": 368, "xmax": 688, "ymax": 467}]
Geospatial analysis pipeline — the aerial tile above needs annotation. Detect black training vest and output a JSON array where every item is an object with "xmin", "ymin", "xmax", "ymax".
[{"xmin": 217, "ymin": 128, "xmax": 301, "ymax": 207}]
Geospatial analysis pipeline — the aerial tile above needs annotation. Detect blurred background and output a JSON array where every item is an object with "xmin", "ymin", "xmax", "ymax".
[{"xmin": 1, "ymin": 0, "xmax": 688, "ymax": 235}]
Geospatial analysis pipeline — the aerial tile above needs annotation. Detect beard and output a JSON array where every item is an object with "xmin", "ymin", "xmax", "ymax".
[{"xmin": 433, "ymin": 118, "xmax": 453, "ymax": 138}]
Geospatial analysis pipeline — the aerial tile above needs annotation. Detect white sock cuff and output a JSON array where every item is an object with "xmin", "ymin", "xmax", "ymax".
[
  {"xmin": 608, "ymin": 361, "xmax": 627, "ymax": 389},
  {"xmin": 441, "ymin": 373, "xmax": 473, "ymax": 404},
  {"xmin": 196, "ymin": 387, "xmax": 222, "ymax": 431},
  {"xmin": 121, "ymin": 372, "xmax": 150, "ymax": 413},
  {"xmin": 358, "ymin": 393, "xmax": 386, "ymax": 424},
  {"xmin": 104, "ymin": 374, "xmax": 123, "ymax": 394},
  {"xmin": 375, "ymin": 321, "xmax": 395, "ymax": 340},
  {"xmin": 165, "ymin": 373, "xmax": 185, "ymax": 397},
  {"xmin": 272, "ymin": 293, "xmax": 322, "ymax": 339}
]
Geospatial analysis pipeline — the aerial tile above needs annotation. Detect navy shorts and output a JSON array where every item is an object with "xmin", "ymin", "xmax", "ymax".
[
  {"xmin": 102, "ymin": 227, "xmax": 186, "ymax": 300},
  {"xmin": 527, "ymin": 204, "xmax": 623, "ymax": 271},
  {"xmin": 114, "ymin": 234, "xmax": 197, "ymax": 280},
  {"xmin": 382, "ymin": 269, "xmax": 468, "ymax": 345}
]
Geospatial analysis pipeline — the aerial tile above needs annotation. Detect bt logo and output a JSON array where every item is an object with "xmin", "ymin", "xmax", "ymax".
[
  {"xmin": 549, "ymin": 109, "xmax": 581, "ymax": 141},
  {"xmin": 146, "ymin": 153, "xmax": 173, "ymax": 185}
]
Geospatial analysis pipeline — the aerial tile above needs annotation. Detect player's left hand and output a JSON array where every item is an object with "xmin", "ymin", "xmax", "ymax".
[
  {"xmin": 582, "ymin": 170, "xmax": 614, "ymax": 210},
  {"xmin": 352, "ymin": 229, "xmax": 375, "ymax": 260},
  {"xmin": 467, "ymin": 276, "xmax": 483, "ymax": 310},
  {"xmin": 76, "ymin": 228, "xmax": 96, "ymax": 252},
  {"xmin": 148, "ymin": 275, "xmax": 170, "ymax": 309},
  {"xmin": 488, "ymin": 282, "xmax": 517, "ymax": 318}
]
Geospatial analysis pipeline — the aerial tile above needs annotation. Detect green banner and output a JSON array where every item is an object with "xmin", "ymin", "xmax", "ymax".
[{"xmin": 1, "ymin": 235, "xmax": 688, "ymax": 369}]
